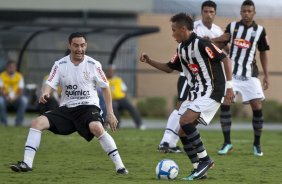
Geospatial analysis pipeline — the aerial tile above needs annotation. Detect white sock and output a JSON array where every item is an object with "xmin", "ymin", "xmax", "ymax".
[
  {"xmin": 160, "ymin": 110, "xmax": 180, "ymax": 147},
  {"xmin": 98, "ymin": 131, "xmax": 125, "ymax": 170},
  {"xmin": 24, "ymin": 128, "xmax": 42, "ymax": 168}
]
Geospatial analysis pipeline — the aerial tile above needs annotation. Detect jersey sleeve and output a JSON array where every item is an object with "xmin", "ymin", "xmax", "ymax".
[
  {"xmin": 94, "ymin": 62, "xmax": 109, "ymax": 88},
  {"xmin": 166, "ymin": 52, "xmax": 183, "ymax": 72},
  {"xmin": 257, "ymin": 28, "xmax": 270, "ymax": 52},
  {"xmin": 46, "ymin": 64, "xmax": 60, "ymax": 90},
  {"xmin": 199, "ymin": 39, "xmax": 227, "ymax": 63}
]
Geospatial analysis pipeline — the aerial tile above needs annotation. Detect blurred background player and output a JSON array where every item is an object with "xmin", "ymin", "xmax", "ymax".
[
  {"xmin": 158, "ymin": 0, "xmax": 224, "ymax": 153},
  {"xmin": 218, "ymin": 0, "xmax": 270, "ymax": 157},
  {"xmin": 106, "ymin": 65, "xmax": 146, "ymax": 130},
  {"xmin": 0, "ymin": 60, "xmax": 28, "ymax": 126}
]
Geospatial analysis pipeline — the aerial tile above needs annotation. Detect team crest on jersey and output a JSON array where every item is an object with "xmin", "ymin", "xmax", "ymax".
[
  {"xmin": 83, "ymin": 71, "xmax": 90, "ymax": 81},
  {"xmin": 233, "ymin": 38, "xmax": 250, "ymax": 48},
  {"xmin": 205, "ymin": 47, "xmax": 215, "ymax": 59},
  {"xmin": 188, "ymin": 63, "xmax": 199, "ymax": 76}
]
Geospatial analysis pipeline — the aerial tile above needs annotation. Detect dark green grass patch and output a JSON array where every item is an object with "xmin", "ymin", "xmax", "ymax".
[{"xmin": 1, "ymin": 127, "xmax": 281, "ymax": 184}]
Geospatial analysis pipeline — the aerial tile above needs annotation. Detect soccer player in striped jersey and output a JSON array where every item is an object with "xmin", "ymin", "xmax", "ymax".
[
  {"xmin": 140, "ymin": 13, "xmax": 234, "ymax": 180},
  {"xmin": 218, "ymin": 0, "xmax": 270, "ymax": 157},
  {"xmin": 158, "ymin": 0, "xmax": 225, "ymax": 154},
  {"xmin": 10, "ymin": 32, "xmax": 128, "ymax": 174}
]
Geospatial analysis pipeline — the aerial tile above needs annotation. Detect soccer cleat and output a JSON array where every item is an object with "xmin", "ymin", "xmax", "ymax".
[
  {"xmin": 157, "ymin": 142, "xmax": 170, "ymax": 153},
  {"xmin": 10, "ymin": 161, "xmax": 32, "ymax": 172},
  {"xmin": 218, "ymin": 143, "xmax": 233, "ymax": 155},
  {"xmin": 253, "ymin": 145, "xmax": 263, "ymax": 156},
  {"xmin": 182, "ymin": 169, "xmax": 208, "ymax": 181},
  {"xmin": 168, "ymin": 146, "xmax": 182, "ymax": 153},
  {"xmin": 192, "ymin": 159, "xmax": 214, "ymax": 180},
  {"xmin": 116, "ymin": 167, "xmax": 129, "ymax": 174}
]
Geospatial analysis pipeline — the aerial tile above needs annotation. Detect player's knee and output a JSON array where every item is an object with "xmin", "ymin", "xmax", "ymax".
[
  {"xmin": 31, "ymin": 116, "xmax": 50, "ymax": 130},
  {"xmin": 89, "ymin": 122, "xmax": 104, "ymax": 137}
]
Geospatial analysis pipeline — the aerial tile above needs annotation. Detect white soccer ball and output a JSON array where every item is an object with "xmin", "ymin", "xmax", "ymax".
[{"xmin": 156, "ymin": 159, "xmax": 179, "ymax": 180}]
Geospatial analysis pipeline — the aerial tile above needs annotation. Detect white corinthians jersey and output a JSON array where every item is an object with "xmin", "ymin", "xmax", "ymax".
[
  {"xmin": 194, "ymin": 20, "xmax": 223, "ymax": 39},
  {"xmin": 46, "ymin": 55, "xmax": 109, "ymax": 108}
]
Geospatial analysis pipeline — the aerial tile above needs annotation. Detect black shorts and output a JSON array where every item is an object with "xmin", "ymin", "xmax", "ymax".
[
  {"xmin": 177, "ymin": 75, "xmax": 189, "ymax": 101},
  {"xmin": 43, "ymin": 105, "xmax": 103, "ymax": 142}
]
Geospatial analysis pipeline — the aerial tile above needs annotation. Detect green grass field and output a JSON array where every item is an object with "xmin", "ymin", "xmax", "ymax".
[{"xmin": 1, "ymin": 126, "xmax": 281, "ymax": 184}]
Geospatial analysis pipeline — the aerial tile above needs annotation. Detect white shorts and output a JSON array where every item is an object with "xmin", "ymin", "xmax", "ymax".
[
  {"xmin": 178, "ymin": 96, "xmax": 220, "ymax": 126},
  {"xmin": 233, "ymin": 77, "xmax": 265, "ymax": 103}
]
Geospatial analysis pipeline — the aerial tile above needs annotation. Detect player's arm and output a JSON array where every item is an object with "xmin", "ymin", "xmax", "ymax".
[
  {"xmin": 140, "ymin": 52, "xmax": 174, "ymax": 73},
  {"xmin": 39, "ymin": 84, "xmax": 54, "ymax": 104},
  {"xmin": 221, "ymin": 57, "xmax": 234, "ymax": 105},
  {"xmin": 260, "ymin": 51, "xmax": 269, "ymax": 90},
  {"xmin": 101, "ymin": 86, "xmax": 118, "ymax": 132}
]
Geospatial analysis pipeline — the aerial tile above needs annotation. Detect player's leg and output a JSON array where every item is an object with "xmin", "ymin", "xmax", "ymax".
[
  {"xmin": 119, "ymin": 98, "xmax": 145, "ymax": 129},
  {"xmin": 89, "ymin": 122, "xmax": 128, "ymax": 174},
  {"xmin": 85, "ymin": 106, "xmax": 128, "ymax": 174},
  {"xmin": 250, "ymin": 99, "xmax": 264, "ymax": 156},
  {"xmin": 10, "ymin": 115, "xmax": 50, "ymax": 172},
  {"xmin": 158, "ymin": 75, "xmax": 188, "ymax": 152},
  {"xmin": 158, "ymin": 109, "xmax": 181, "ymax": 152},
  {"xmin": 0, "ymin": 96, "xmax": 8, "ymax": 125},
  {"xmin": 242, "ymin": 77, "xmax": 265, "ymax": 156},
  {"xmin": 218, "ymin": 104, "xmax": 233, "ymax": 155},
  {"xmin": 14, "ymin": 95, "xmax": 28, "ymax": 126}
]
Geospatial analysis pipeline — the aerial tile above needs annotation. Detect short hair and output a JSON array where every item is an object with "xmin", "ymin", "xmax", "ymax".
[
  {"xmin": 201, "ymin": 0, "xmax": 217, "ymax": 11},
  {"xmin": 170, "ymin": 13, "xmax": 194, "ymax": 31},
  {"xmin": 68, "ymin": 32, "xmax": 87, "ymax": 44},
  {"xmin": 6, "ymin": 60, "xmax": 16, "ymax": 67},
  {"xmin": 241, "ymin": 0, "xmax": 255, "ymax": 8}
]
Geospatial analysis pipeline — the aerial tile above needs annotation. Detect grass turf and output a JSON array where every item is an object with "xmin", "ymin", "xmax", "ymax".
[{"xmin": 0, "ymin": 126, "xmax": 281, "ymax": 184}]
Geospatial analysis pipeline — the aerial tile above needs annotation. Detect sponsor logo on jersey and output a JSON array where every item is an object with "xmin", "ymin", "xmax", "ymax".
[
  {"xmin": 65, "ymin": 84, "xmax": 90, "ymax": 98},
  {"xmin": 188, "ymin": 63, "xmax": 199, "ymax": 75},
  {"xmin": 233, "ymin": 38, "xmax": 250, "ymax": 49},
  {"xmin": 48, "ymin": 65, "xmax": 58, "ymax": 82},
  {"xmin": 97, "ymin": 66, "xmax": 107, "ymax": 82},
  {"xmin": 205, "ymin": 46, "xmax": 215, "ymax": 59}
]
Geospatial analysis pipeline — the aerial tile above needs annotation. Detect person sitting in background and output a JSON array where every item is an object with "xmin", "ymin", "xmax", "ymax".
[
  {"xmin": 106, "ymin": 66, "xmax": 146, "ymax": 130},
  {"xmin": 38, "ymin": 75, "xmax": 60, "ymax": 115},
  {"xmin": 0, "ymin": 60, "xmax": 28, "ymax": 126}
]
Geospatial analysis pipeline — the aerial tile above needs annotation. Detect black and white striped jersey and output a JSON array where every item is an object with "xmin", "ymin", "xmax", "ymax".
[
  {"xmin": 226, "ymin": 21, "xmax": 270, "ymax": 78},
  {"xmin": 167, "ymin": 33, "xmax": 227, "ymax": 102}
]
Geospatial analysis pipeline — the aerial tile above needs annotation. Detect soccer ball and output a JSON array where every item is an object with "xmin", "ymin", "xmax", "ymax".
[{"xmin": 156, "ymin": 159, "xmax": 179, "ymax": 180}]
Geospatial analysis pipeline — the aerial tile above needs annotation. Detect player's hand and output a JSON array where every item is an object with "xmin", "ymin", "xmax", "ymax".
[
  {"xmin": 263, "ymin": 76, "xmax": 269, "ymax": 90},
  {"xmin": 140, "ymin": 52, "xmax": 150, "ymax": 63},
  {"xmin": 39, "ymin": 93, "xmax": 50, "ymax": 104},
  {"xmin": 106, "ymin": 112, "xmax": 118, "ymax": 132},
  {"xmin": 223, "ymin": 88, "xmax": 234, "ymax": 105}
]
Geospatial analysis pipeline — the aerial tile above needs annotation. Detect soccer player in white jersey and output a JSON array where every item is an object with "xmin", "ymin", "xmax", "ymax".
[
  {"xmin": 158, "ymin": 0, "xmax": 224, "ymax": 154},
  {"xmin": 10, "ymin": 32, "xmax": 128, "ymax": 174},
  {"xmin": 140, "ymin": 13, "xmax": 234, "ymax": 180},
  {"xmin": 218, "ymin": 0, "xmax": 270, "ymax": 157}
]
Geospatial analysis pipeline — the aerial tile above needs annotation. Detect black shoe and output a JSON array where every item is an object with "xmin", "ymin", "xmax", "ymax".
[
  {"xmin": 10, "ymin": 161, "xmax": 32, "ymax": 172},
  {"xmin": 193, "ymin": 159, "xmax": 214, "ymax": 179},
  {"xmin": 116, "ymin": 167, "xmax": 129, "ymax": 174},
  {"xmin": 168, "ymin": 146, "xmax": 182, "ymax": 153},
  {"xmin": 157, "ymin": 142, "xmax": 170, "ymax": 153},
  {"xmin": 182, "ymin": 169, "xmax": 208, "ymax": 181}
]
